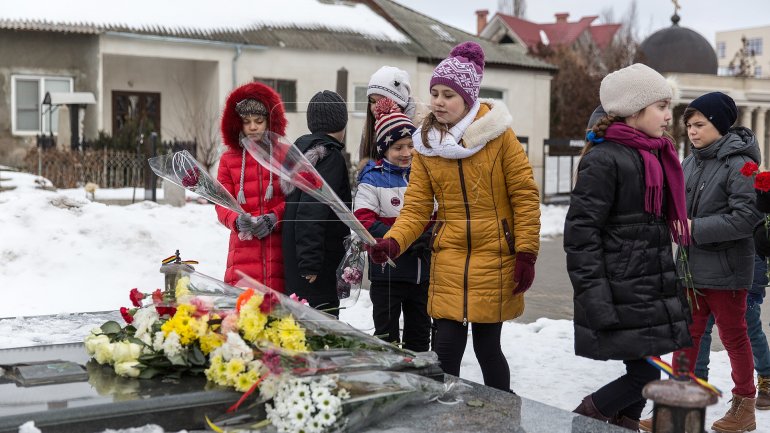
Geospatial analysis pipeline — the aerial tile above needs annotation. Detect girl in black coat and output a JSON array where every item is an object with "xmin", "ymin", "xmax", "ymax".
[{"xmin": 564, "ymin": 64, "xmax": 692, "ymax": 430}]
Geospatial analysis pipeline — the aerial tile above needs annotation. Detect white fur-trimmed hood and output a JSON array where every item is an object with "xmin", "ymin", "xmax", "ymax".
[{"xmin": 413, "ymin": 99, "xmax": 513, "ymax": 159}]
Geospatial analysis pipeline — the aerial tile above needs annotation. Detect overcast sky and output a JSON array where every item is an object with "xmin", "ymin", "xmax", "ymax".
[{"xmin": 404, "ymin": 0, "xmax": 769, "ymax": 47}]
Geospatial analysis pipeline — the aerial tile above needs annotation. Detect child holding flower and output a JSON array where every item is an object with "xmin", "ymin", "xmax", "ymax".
[
  {"xmin": 353, "ymin": 98, "xmax": 432, "ymax": 352},
  {"xmin": 216, "ymin": 82, "xmax": 288, "ymax": 290},
  {"xmin": 366, "ymin": 41, "xmax": 541, "ymax": 391},
  {"xmin": 641, "ymin": 91, "xmax": 763, "ymax": 433}
]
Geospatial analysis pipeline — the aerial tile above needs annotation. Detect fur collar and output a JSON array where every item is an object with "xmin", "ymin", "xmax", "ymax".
[{"xmin": 462, "ymin": 98, "xmax": 513, "ymax": 149}]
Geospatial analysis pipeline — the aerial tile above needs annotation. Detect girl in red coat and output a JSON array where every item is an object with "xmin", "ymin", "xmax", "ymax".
[{"xmin": 216, "ymin": 82, "xmax": 288, "ymax": 291}]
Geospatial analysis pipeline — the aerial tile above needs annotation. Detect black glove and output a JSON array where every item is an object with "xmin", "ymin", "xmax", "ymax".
[
  {"xmin": 754, "ymin": 223, "xmax": 770, "ymax": 257},
  {"xmin": 406, "ymin": 232, "xmax": 432, "ymax": 257},
  {"xmin": 757, "ymin": 190, "xmax": 770, "ymax": 213}
]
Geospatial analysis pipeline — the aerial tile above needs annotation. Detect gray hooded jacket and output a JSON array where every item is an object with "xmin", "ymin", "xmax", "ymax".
[{"xmin": 681, "ymin": 127, "xmax": 763, "ymax": 289}]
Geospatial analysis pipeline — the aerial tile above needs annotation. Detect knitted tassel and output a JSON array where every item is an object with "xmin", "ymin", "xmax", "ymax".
[
  {"xmin": 264, "ymin": 181, "xmax": 274, "ymax": 201},
  {"xmin": 237, "ymin": 189, "xmax": 246, "ymax": 204}
]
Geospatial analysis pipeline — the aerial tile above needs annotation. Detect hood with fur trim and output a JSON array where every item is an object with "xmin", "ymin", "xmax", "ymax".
[{"xmin": 221, "ymin": 82, "xmax": 287, "ymax": 150}]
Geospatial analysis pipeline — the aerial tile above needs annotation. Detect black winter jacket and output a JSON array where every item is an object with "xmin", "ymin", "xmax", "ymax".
[
  {"xmin": 282, "ymin": 133, "xmax": 352, "ymax": 311},
  {"xmin": 564, "ymin": 140, "xmax": 692, "ymax": 361},
  {"xmin": 681, "ymin": 127, "xmax": 762, "ymax": 290}
]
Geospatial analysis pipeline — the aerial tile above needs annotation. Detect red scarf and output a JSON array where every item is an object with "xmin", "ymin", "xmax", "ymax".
[{"xmin": 604, "ymin": 122, "xmax": 690, "ymax": 245}]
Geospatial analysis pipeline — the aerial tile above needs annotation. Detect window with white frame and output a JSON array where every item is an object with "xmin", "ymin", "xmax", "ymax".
[
  {"xmin": 747, "ymin": 37, "xmax": 763, "ymax": 56},
  {"xmin": 479, "ymin": 87, "xmax": 505, "ymax": 102},
  {"xmin": 756, "ymin": 66, "xmax": 763, "ymax": 78},
  {"xmin": 12, "ymin": 75, "xmax": 73, "ymax": 135},
  {"xmin": 716, "ymin": 41, "xmax": 726, "ymax": 59},
  {"xmin": 353, "ymin": 85, "xmax": 369, "ymax": 113}
]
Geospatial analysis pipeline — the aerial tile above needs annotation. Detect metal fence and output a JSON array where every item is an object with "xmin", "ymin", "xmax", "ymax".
[
  {"xmin": 542, "ymin": 138, "xmax": 584, "ymax": 204},
  {"xmin": 25, "ymin": 139, "xmax": 197, "ymax": 189}
]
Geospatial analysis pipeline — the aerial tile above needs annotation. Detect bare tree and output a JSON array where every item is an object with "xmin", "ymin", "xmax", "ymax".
[{"xmin": 168, "ymin": 77, "xmax": 222, "ymax": 173}]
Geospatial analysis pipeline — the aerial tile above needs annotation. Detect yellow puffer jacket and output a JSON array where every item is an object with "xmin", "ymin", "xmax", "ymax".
[{"xmin": 385, "ymin": 100, "xmax": 540, "ymax": 323}]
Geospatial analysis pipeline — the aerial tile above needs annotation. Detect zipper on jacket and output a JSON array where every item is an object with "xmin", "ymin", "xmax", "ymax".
[
  {"xmin": 458, "ymin": 160, "xmax": 472, "ymax": 327},
  {"xmin": 416, "ymin": 258, "xmax": 421, "ymax": 284}
]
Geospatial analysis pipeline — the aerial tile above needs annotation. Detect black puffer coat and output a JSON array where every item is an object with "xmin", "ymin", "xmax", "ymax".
[
  {"xmin": 681, "ymin": 127, "xmax": 762, "ymax": 290},
  {"xmin": 564, "ymin": 140, "xmax": 692, "ymax": 361},
  {"xmin": 282, "ymin": 133, "xmax": 352, "ymax": 312}
]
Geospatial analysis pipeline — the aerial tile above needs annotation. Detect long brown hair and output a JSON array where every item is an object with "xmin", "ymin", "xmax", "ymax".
[
  {"xmin": 359, "ymin": 108, "xmax": 377, "ymax": 160},
  {"xmin": 582, "ymin": 114, "xmax": 624, "ymax": 156},
  {"xmin": 419, "ymin": 112, "xmax": 451, "ymax": 149}
]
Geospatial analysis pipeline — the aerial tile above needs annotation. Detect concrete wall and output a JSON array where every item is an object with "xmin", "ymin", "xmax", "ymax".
[{"xmin": 0, "ymin": 30, "xmax": 99, "ymax": 166}]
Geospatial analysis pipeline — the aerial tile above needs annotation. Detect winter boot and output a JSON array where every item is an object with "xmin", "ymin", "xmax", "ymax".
[
  {"xmin": 757, "ymin": 375, "xmax": 770, "ymax": 410},
  {"xmin": 638, "ymin": 417, "xmax": 652, "ymax": 432},
  {"xmin": 573, "ymin": 395, "xmax": 611, "ymax": 422},
  {"xmin": 610, "ymin": 414, "xmax": 640, "ymax": 431},
  {"xmin": 711, "ymin": 394, "xmax": 756, "ymax": 433}
]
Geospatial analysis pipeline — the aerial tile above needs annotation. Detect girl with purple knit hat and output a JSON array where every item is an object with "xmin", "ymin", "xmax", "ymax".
[{"xmin": 366, "ymin": 41, "xmax": 541, "ymax": 392}]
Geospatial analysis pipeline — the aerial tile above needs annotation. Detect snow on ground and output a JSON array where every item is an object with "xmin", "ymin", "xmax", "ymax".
[{"xmin": 1, "ymin": 171, "xmax": 769, "ymax": 432}]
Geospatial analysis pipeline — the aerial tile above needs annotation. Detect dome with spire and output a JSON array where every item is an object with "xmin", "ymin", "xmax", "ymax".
[{"xmin": 635, "ymin": 13, "xmax": 717, "ymax": 75}]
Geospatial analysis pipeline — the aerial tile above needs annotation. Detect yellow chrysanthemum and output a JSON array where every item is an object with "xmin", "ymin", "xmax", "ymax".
[
  {"xmin": 238, "ymin": 298, "xmax": 269, "ymax": 342},
  {"xmin": 272, "ymin": 316, "xmax": 308, "ymax": 352},
  {"xmin": 205, "ymin": 355, "xmax": 225, "ymax": 383},
  {"xmin": 160, "ymin": 304, "xmax": 199, "ymax": 345},
  {"xmin": 224, "ymin": 358, "xmax": 246, "ymax": 383},
  {"xmin": 175, "ymin": 276, "xmax": 191, "ymax": 299},
  {"xmin": 199, "ymin": 332, "xmax": 224, "ymax": 355},
  {"xmin": 234, "ymin": 369, "xmax": 261, "ymax": 392}
]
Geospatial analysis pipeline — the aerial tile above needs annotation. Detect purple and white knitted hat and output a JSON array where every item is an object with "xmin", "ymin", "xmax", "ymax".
[{"xmin": 430, "ymin": 41, "xmax": 485, "ymax": 107}]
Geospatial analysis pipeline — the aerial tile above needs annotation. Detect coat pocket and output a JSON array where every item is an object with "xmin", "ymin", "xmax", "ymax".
[
  {"xmin": 501, "ymin": 218, "xmax": 515, "ymax": 255},
  {"xmin": 430, "ymin": 221, "xmax": 445, "ymax": 252}
]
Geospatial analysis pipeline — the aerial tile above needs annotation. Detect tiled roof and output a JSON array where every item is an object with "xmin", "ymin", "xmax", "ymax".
[
  {"xmin": 372, "ymin": 0, "xmax": 556, "ymax": 71},
  {"xmin": 0, "ymin": 1, "xmax": 555, "ymax": 72},
  {"xmin": 494, "ymin": 13, "xmax": 620, "ymax": 51}
]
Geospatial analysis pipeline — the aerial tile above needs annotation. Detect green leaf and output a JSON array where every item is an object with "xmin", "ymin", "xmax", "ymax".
[
  {"xmin": 139, "ymin": 367, "xmax": 160, "ymax": 379},
  {"xmin": 127, "ymin": 337, "xmax": 146, "ymax": 346},
  {"xmin": 100, "ymin": 321, "xmax": 123, "ymax": 335},
  {"xmin": 189, "ymin": 345, "xmax": 207, "ymax": 366},
  {"xmin": 466, "ymin": 399, "xmax": 485, "ymax": 408}
]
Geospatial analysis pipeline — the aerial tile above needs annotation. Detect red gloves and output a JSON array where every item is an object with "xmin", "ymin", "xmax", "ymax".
[
  {"xmin": 513, "ymin": 252, "xmax": 537, "ymax": 295},
  {"xmin": 365, "ymin": 238, "xmax": 401, "ymax": 264}
]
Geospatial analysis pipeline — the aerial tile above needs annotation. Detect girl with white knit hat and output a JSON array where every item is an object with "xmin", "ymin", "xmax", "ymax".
[
  {"xmin": 359, "ymin": 65, "xmax": 416, "ymax": 161},
  {"xmin": 565, "ymin": 63, "xmax": 692, "ymax": 430}
]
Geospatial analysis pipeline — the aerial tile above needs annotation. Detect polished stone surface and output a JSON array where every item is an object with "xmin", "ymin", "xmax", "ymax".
[{"xmin": 1, "ymin": 343, "xmax": 628, "ymax": 433}]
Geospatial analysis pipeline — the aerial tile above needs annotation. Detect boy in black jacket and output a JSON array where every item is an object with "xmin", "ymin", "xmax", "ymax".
[{"xmin": 282, "ymin": 91, "xmax": 351, "ymax": 317}]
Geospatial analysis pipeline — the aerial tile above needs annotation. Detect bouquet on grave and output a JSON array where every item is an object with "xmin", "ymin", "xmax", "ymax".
[{"xmin": 84, "ymin": 256, "xmax": 437, "ymax": 387}]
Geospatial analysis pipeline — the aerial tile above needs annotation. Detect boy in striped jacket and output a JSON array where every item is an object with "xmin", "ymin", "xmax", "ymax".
[{"xmin": 353, "ymin": 98, "xmax": 432, "ymax": 352}]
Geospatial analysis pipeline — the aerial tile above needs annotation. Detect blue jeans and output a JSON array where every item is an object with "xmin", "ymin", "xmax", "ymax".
[{"xmin": 695, "ymin": 255, "xmax": 770, "ymax": 379}]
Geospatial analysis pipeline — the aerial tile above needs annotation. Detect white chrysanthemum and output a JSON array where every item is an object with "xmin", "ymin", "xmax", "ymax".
[
  {"xmin": 258, "ymin": 374, "xmax": 282, "ymax": 400},
  {"xmin": 152, "ymin": 331, "xmax": 165, "ymax": 352},
  {"xmin": 132, "ymin": 308, "xmax": 159, "ymax": 339},
  {"xmin": 161, "ymin": 331, "xmax": 182, "ymax": 357},
  {"xmin": 220, "ymin": 332, "xmax": 254, "ymax": 362}
]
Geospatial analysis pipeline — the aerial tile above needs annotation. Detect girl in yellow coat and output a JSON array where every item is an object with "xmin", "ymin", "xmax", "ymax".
[{"xmin": 367, "ymin": 41, "xmax": 540, "ymax": 391}]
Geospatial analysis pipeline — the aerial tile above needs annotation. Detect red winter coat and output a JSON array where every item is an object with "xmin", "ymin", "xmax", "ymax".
[{"xmin": 216, "ymin": 82, "xmax": 288, "ymax": 291}]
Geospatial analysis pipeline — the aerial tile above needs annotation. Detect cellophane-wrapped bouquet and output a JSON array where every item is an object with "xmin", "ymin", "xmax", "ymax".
[{"xmin": 84, "ymin": 258, "xmax": 446, "ymax": 432}]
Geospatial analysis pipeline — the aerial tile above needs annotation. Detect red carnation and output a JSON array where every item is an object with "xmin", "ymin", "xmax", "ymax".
[
  {"xmin": 181, "ymin": 167, "xmax": 200, "ymax": 188},
  {"xmin": 741, "ymin": 161, "xmax": 759, "ymax": 177},
  {"xmin": 756, "ymin": 172, "xmax": 770, "ymax": 192},
  {"xmin": 129, "ymin": 288, "xmax": 145, "ymax": 308},
  {"xmin": 260, "ymin": 291, "xmax": 280, "ymax": 314},
  {"xmin": 120, "ymin": 307, "xmax": 134, "ymax": 324},
  {"xmin": 152, "ymin": 289, "xmax": 164, "ymax": 305},
  {"xmin": 156, "ymin": 305, "xmax": 177, "ymax": 317},
  {"xmin": 296, "ymin": 171, "xmax": 323, "ymax": 189}
]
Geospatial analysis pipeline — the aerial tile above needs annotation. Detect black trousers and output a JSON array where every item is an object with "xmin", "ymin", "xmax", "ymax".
[
  {"xmin": 591, "ymin": 359, "xmax": 660, "ymax": 420},
  {"xmin": 369, "ymin": 280, "xmax": 431, "ymax": 352},
  {"xmin": 433, "ymin": 318, "xmax": 510, "ymax": 391}
]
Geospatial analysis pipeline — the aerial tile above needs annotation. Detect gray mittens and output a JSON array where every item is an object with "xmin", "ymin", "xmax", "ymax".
[
  {"xmin": 253, "ymin": 213, "xmax": 277, "ymax": 239},
  {"xmin": 236, "ymin": 213, "xmax": 277, "ymax": 240}
]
